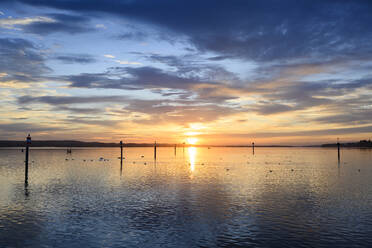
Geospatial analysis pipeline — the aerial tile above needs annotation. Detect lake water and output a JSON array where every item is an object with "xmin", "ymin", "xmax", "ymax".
[{"xmin": 0, "ymin": 147, "xmax": 371, "ymax": 247}]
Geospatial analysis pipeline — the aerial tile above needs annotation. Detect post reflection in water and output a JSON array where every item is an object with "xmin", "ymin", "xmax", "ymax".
[
  {"xmin": 188, "ymin": 147, "xmax": 197, "ymax": 172},
  {"xmin": 24, "ymin": 182, "xmax": 29, "ymax": 197}
]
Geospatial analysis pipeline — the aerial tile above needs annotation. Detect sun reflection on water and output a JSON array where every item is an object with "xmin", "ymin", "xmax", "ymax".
[{"xmin": 188, "ymin": 147, "xmax": 197, "ymax": 172}]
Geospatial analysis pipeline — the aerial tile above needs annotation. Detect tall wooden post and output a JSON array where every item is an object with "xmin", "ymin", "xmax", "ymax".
[
  {"xmin": 252, "ymin": 142, "xmax": 255, "ymax": 155},
  {"xmin": 154, "ymin": 141, "xmax": 157, "ymax": 160},
  {"xmin": 25, "ymin": 134, "xmax": 31, "ymax": 185},
  {"xmin": 174, "ymin": 144, "xmax": 177, "ymax": 156},
  {"xmin": 120, "ymin": 140, "xmax": 123, "ymax": 168},
  {"xmin": 337, "ymin": 138, "xmax": 340, "ymax": 163}
]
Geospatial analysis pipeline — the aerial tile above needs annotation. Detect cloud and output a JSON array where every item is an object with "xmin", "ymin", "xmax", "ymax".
[
  {"xmin": 52, "ymin": 54, "xmax": 96, "ymax": 64},
  {"xmin": 54, "ymin": 58, "xmax": 372, "ymax": 117},
  {"xmin": 63, "ymin": 116, "xmax": 119, "ymax": 127},
  {"xmin": 66, "ymin": 66, "xmax": 212, "ymax": 91},
  {"xmin": 114, "ymin": 60, "xmax": 142, "ymax": 65},
  {"xmin": 10, "ymin": 46, "xmax": 372, "ymax": 123},
  {"xmin": 121, "ymin": 99, "xmax": 240, "ymax": 125},
  {"xmin": 250, "ymin": 103, "xmax": 294, "ymax": 115},
  {"xmin": 0, "ymin": 38, "xmax": 50, "ymax": 83},
  {"xmin": 10, "ymin": 0, "xmax": 372, "ymax": 61},
  {"xmin": 54, "ymin": 106, "xmax": 102, "ymax": 114},
  {"xmin": 117, "ymin": 31, "xmax": 147, "ymax": 40},
  {"xmin": 17, "ymin": 95, "xmax": 241, "ymax": 125},
  {"xmin": 0, "ymin": 122, "xmax": 64, "ymax": 133},
  {"xmin": 104, "ymin": 54, "xmax": 142, "ymax": 65},
  {"xmin": 95, "ymin": 23, "xmax": 106, "ymax": 29},
  {"xmin": 314, "ymin": 110, "xmax": 372, "ymax": 125},
  {"xmin": 104, "ymin": 54, "xmax": 115, "ymax": 58},
  {"xmin": 239, "ymin": 74, "xmax": 372, "ymax": 116},
  {"xmin": 0, "ymin": 16, "xmax": 55, "ymax": 30},
  {"xmin": 207, "ymin": 55, "xmax": 234, "ymax": 61},
  {"xmin": 140, "ymin": 53, "xmax": 241, "ymax": 91},
  {"xmin": 24, "ymin": 13, "xmax": 92, "ymax": 34},
  {"xmin": 18, "ymin": 95, "xmax": 127, "ymax": 105},
  {"xmin": 0, "ymin": 13, "xmax": 93, "ymax": 35},
  {"xmin": 201, "ymin": 125, "xmax": 372, "ymax": 139}
]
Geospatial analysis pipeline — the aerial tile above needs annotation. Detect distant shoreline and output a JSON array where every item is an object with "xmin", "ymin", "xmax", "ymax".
[
  {"xmin": 0, "ymin": 140, "xmax": 371, "ymax": 148},
  {"xmin": 0, "ymin": 140, "xmax": 296, "ymax": 148},
  {"xmin": 322, "ymin": 140, "xmax": 372, "ymax": 148}
]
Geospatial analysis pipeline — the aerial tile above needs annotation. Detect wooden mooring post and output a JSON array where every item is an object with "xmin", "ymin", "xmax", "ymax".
[
  {"xmin": 120, "ymin": 140, "xmax": 123, "ymax": 168},
  {"xmin": 174, "ymin": 144, "xmax": 177, "ymax": 156},
  {"xmin": 252, "ymin": 142, "xmax": 255, "ymax": 155},
  {"xmin": 25, "ymin": 134, "xmax": 31, "ymax": 185},
  {"xmin": 337, "ymin": 138, "xmax": 340, "ymax": 163},
  {"xmin": 154, "ymin": 141, "xmax": 157, "ymax": 160}
]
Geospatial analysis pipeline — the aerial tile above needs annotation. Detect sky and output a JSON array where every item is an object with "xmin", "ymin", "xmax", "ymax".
[{"xmin": 0, "ymin": 0, "xmax": 372, "ymax": 145}]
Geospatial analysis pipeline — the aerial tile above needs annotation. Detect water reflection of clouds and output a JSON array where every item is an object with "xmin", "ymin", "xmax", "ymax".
[
  {"xmin": 1, "ymin": 148, "xmax": 372, "ymax": 247},
  {"xmin": 0, "ymin": 183, "xmax": 44, "ymax": 247}
]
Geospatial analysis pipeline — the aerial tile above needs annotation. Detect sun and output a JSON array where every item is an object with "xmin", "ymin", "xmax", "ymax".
[{"xmin": 186, "ymin": 137, "xmax": 198, "ymax": 145}]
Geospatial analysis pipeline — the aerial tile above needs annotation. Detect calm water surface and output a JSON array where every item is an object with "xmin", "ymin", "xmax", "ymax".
[{"xmin": 0, "ymin": 147, "xmax": 371, "ymax": 247}]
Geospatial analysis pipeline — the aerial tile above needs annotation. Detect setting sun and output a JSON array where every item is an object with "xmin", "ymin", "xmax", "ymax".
[{"xmin": 186, "ymin": 137, "xmax": 198, "ymax": 145}]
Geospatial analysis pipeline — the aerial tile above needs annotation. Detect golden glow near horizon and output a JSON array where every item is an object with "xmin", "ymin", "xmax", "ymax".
[
  {"xmin": 186, "ymin": 137, "xmax": 198, "ymax": 145},
  {"xmin": 188, "ymin": 147, "xmax": 197, "ymax": 172}
]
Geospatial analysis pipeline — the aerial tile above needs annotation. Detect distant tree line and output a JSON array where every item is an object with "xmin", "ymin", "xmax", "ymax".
[{"xmin": 322, "ymin": 140, "xmax": 372, "ymax": 148}]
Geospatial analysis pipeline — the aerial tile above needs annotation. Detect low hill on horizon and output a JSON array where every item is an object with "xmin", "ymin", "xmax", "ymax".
[{"xmin": 322, "ymin": 140, "xmax": 372, "ymax": 148}]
